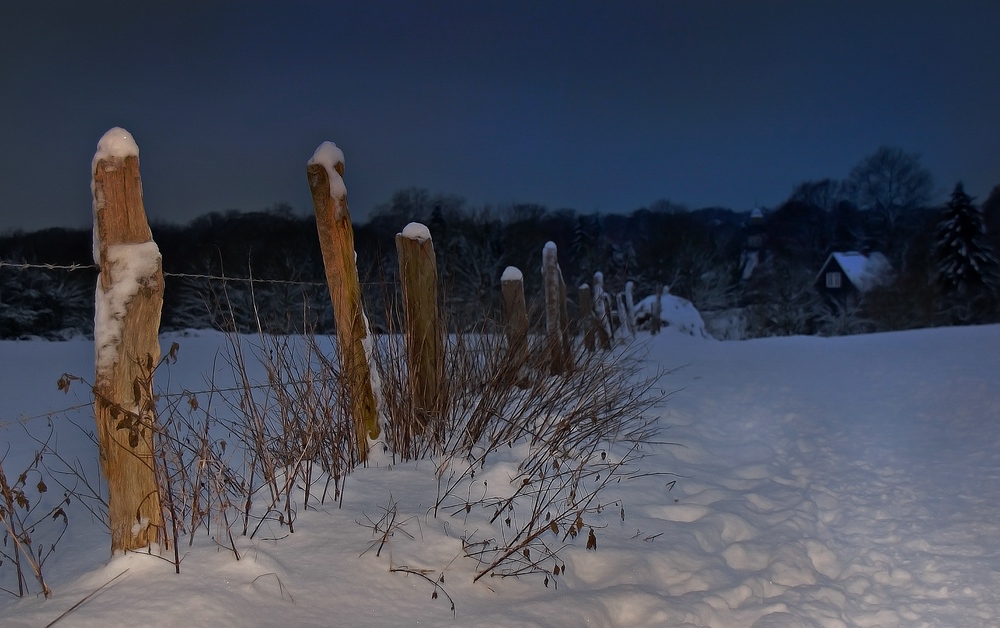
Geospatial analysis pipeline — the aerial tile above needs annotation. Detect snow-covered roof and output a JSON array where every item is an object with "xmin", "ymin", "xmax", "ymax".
[{"xmin": 816, "ymin": 251, "xmax": 892, "ymax": 293}]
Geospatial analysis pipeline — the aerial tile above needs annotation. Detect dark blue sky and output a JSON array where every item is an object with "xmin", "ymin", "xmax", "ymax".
[{"xmin": 2, "ymin": 1, "xmax": 999, "ymax": 231}]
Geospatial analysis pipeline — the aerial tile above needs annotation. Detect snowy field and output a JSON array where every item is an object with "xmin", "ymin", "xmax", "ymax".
[{"xmin": 1, "ymin": 325, "xmax": 999, "ymax": 627}]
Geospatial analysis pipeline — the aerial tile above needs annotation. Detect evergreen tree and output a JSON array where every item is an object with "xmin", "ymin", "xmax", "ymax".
[
  {"xmin": 570, "ymin": 213, "xmax": 602, "ymax": 281},
  {"xmin": 933, "ymin": 182, "xmax": 998, "ymax": 321}
]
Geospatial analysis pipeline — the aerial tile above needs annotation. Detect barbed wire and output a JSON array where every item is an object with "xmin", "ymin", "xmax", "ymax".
[
  {"xmin": 0, "ymin": 402, "xmax": 94, "ymax": 430},
  {"xmin": 163, "ymin": 270, "xmax": 328, "ymax": 288},
  {"xmin": 0, "ymin": 374, "xmax": 344, "ymax": 429},
  {"xmin": 0, "ymin": 260, "xmax": 96, "ymax": 272},
  {"xmin": 0, "ymin": 259, "xmax": 395, "ymax": 288}
]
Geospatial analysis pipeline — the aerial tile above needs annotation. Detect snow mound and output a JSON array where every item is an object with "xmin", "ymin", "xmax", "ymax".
[
  {"xmin": 703, "ymin": 307, "xmax": 747, "ymax": 340},
  {"xmin": 634, "ymin": 291, "xmax": 711, "ymax": 338}
]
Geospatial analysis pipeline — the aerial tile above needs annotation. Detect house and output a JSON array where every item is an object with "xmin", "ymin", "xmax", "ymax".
[{"xmin": 814, "ymin": 251, "xmax": 892, "ymax": 305}]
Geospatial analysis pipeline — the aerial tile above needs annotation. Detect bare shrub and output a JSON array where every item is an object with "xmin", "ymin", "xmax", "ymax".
[
  {"xmin": 0, "ymin": 427, "xmax": 70, "ymax": 598},
  {"xmin": 152, "ymin": 324, "xmax": 358, "ymax": 563},
  {"xmin": 371, "ymin": 322, "xmax": 663, "ymax": 582},
  {"xmin": 815, "ymin": 299, "xmax": 874, "ymax": 336}
]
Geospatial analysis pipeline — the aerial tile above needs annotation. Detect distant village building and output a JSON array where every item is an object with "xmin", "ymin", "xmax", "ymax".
[
  {"xmin": 739, "ymin": 208, "xmax": 766, "ymax": 281},
  {"xmin": 814, "ymin": 251, "xmax": 892, "ymax": 307}
]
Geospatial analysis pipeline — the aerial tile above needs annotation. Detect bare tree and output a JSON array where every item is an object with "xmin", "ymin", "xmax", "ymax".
[
  {"xmin": 846, "ymin": 147, "xmax": 933, "ymax": 251},
  {"xmin": 790, "ymin": 178, "xmax": 848, "ymax": 213}
]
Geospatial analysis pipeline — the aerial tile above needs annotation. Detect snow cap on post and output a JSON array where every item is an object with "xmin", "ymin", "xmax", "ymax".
[
  {"xmin": 400, "ymin": 222, "xmax": 432, "ymax": 242},
  {"xmin": 502, "ymin": 266, "xmax": 523, "ymax": 282},
  {"xmin": 92, "ymin": 127, "xmax": 139, "ymax": 172},
  {"xmin": 307, "ymin": 142, "xmax": 348, "ymax": 214},
  {"xmin": 91, "ymin": 127, "xmax": 143, "ymax": 265},
  {"xmin": 542, "ymin": 241, "xmax": 558, "ymax": 267}
]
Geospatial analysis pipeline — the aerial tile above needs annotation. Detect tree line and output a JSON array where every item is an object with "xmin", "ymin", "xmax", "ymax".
[{"xmin": 1, "ymin": 146, "xmax": 998, "ymax": 339}]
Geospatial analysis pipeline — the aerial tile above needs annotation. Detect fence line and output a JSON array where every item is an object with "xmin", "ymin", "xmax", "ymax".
[
  {"xmin": 0, "ymin": 260, "xmax": 96, "ymax": 272},
  {"xmin": 0, "ymin": 402, "xmax": 95, "ymax": 430},
  {"xmin": 0, "ymin": 259, "xmax": 395, "ymax": 288},
  {"xmin": 0, "ymin": 375, "xmax": 343, "ymax": 429},
  {"xmin": 1, "ymin": 242, "xmax": 639, "ymax": 429}
]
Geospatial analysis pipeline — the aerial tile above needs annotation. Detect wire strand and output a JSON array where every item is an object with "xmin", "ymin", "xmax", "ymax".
[{"xmin": 0, "ymin": 260, "xmax": 395, "ymax": 287}]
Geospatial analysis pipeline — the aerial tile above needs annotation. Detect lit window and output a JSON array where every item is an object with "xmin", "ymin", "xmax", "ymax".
[{"xmin": 826, "ymin": 272, "xmax": 841, "ymax": 289}]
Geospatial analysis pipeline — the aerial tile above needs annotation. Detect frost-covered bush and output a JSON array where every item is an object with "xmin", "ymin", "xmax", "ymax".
[
  {"xmin": 0, "ymin": 266, "xmax": 93, "ymax": 339},
  {"xmin": 633, "ymin": 290, "xmax": 710, "ymax": 338}
]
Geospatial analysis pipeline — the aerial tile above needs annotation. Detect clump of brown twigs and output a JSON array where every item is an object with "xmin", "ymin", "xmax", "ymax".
[
  {"xmin": 0, "ymin": 427, "xmax": 71, "ymax": 598},
  {"xmin": 371, "ymin": 318, "xmax": 665, "ymax": 584}
]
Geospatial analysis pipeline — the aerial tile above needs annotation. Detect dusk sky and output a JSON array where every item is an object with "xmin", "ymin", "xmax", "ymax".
[{"xmin": 2, "ymin": 1, "xmax": 999, "ymax": 232}]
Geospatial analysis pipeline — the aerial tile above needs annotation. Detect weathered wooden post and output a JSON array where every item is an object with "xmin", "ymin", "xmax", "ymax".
[
  {"xmin": 616, "ymin": 292, "xmax": 628, "ymax": 337},
  {"xmin": 306, "ymin": 142, "xmax": 379, "ymax": 462},
  {"xmin": 91, "ymin": 127, "xmax": 164, "ymax": 552},
  {"xmin": 592, "ymin": 271, "xmax": 612, "ymax": 349},
  {"xmin": 623, "ymin": 281, "xmax": 637, "ymax": 337},
  {"xmin": 395, "ymin": 222, "xmax": 444, "ymax": 430},
  {"xmin": 650, "ymin": 284, "xmax": 664, "ymax": 335},
  {"xmin": 578, "ymin": 283, "xmax": 595, "ymax": 352},
  {"xmin": 559, "ymin": 276, "xmax": 571, "ymax": 360},
  {"xmin": 542, "ymin": 242, "xmax": 571, "ymax": 373},
  {"xmin": 501, "ymin": 266, "xmax": 528, "ymax": 355}
]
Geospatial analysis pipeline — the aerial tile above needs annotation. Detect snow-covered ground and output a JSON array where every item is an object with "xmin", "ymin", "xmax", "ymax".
[{"xmin": 1, "ymin": 325, "xmax": 998, "ymax": 627}]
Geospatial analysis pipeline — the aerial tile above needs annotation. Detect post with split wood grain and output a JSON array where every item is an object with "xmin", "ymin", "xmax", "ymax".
[
  {"xmin": 578, "ymin": 283, "xmax": 595, "ymax": 352},
  {"xmin": 395, "ymin": 222, "xmax": 444, "ymax": 439},
  {"xmin": 592, "ymin": 271, "xmax": 612, "ymax": 349},
  {"xmin": 501, "ymin": 266, "xmax": 528, "ymax": 359},
  {"xmin": 650, "ymin": 284, "xmax": 664, "ymax": 335},
  {"xmin": 306, "ymin": 142, "xmax": 379, "ymax": 462},
  {"xmin": 623, "ymin": 281, "xmax": 637, "ymax": 337},
  {"xmin": 542, "ymin": 242, "xmax": 571, "ymax": 374},
  {"xmin": 91, "ymin": 127, "xmax": 164, "ymax": 552}
]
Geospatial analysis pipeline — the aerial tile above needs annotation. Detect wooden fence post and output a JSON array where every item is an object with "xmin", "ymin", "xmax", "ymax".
[
  {"xmin": 578, "ymin": 283, "xmax": 595, "ymax": 352},
  {"xmin": 395, "ymin": 222, "xmax": 444, "ymax": 431},
  {"xmin": 542, "ymin": 242, "xmax": 571, "ymax": 374},
  {"xmin": 623, "ymin": 281, "xmax": 637, "ymax": 337},
  {"xmin": 501, "ymin": 266, "xmax": 528, "ymax": 355},
  {"xmin": 650, "ymin": 284, "xmax": 664, "ymax": 335},
  {"xmin": 306, "ymin": 142, "xmax": 379, "ymax": 462},
  {"xmin": 592, "ymin": 271, "xmax": 612, "ymax": 349},
  {"xmin": 91, "ymin": 127, "xmax": 164, "ymax": 552}
]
